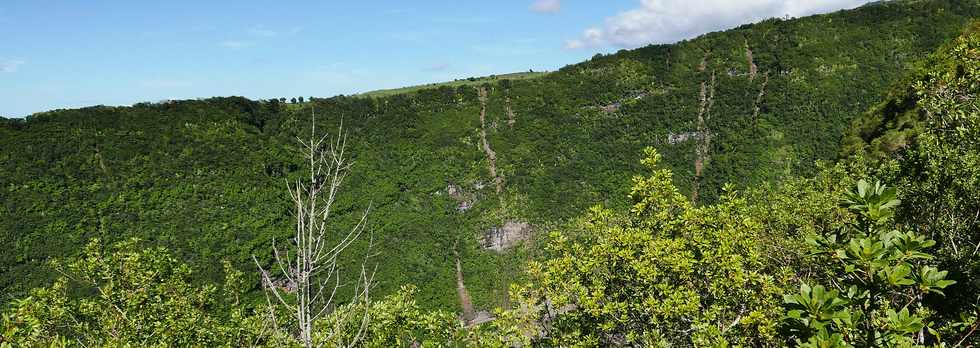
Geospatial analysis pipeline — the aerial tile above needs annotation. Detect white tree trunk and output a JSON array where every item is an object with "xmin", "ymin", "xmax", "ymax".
[{"xmin": 254, "ymin": 110, "xmax": 374, "ymax": 348}]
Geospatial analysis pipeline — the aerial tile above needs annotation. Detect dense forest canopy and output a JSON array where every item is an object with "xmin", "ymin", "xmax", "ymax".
[
  {"xmin": 3, "ymin": 0, "xmax": 976, "ymax": 310},
  {"xmin": 3, "ymin": 0, "xmax": 980, "ymax": 346}
]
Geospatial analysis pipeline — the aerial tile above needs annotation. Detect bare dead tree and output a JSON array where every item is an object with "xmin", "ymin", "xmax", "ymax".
[{"xmin": 253, "ymin": 110, "xmax": 375, "ymax": 348}]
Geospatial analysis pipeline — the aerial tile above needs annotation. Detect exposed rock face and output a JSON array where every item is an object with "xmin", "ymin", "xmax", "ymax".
[
  {"xmin": 464, "ymin": 311, "xmax": 496, "ymax": 327},
  {"xmin": 692, "ymin": 70, "xmax": 716, "ymax": 204},
  {"xmin": 746, "ymin": 43, "xmax": 759, "ymax": 81},
  {"xmin": 259, "ymin": 270, "xmax": 297, "ymax": 294},
  {"xmin": 600, "ymin": 102, "xmax": 621, "ymax": 113},
  {"xmin": 581, "ymin": 91, "xmax": 646, "ymax": 114},
  {"xmin": 667, "ymin": 131, "xmax": 709, "ymax": 145},
  {"xmin": 447, "ymin": 183, "xmax": 461, "ymax": 198},
  {"xmin": 482, "ymin": 220, "xmax": 532, "ymax": 252},
  {"xmin": 446, "ymin": 183, "xmax": 474, "ymax": 212},
  {"xmin": 505, "ymin": 96, "xmax": 516, "ymax": 128},
  {"xmin": 477, "ymin": 87, "xmax": 504, "ymax": 194},
  {"xmin": 752, "ymin": 71, "xmax": 770, "ymax": 128},
  {"xmin": 453, "ymin": 241, "xmax": 475, "ymax": 323}
]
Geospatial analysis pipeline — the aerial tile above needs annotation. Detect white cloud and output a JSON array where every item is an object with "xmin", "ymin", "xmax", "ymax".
[
  {"xmin": 220, "ymin": 40, "xmax": 253, "ymax": 49},
  {"xmin": 530, "ymin": 0, "xmax": 561, "ymax": 14},
  {"xmin": 1, "ymin": 59, "xmax": 24, "ymax": 73},
  {"xmin": 567, "ymin": 0, "xmax": 871, "ymax": 49}
]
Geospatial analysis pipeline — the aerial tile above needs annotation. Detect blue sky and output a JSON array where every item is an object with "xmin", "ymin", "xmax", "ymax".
[{"xmin": 0, "ymin": 0, "xmax": 870, "ymax": 117}]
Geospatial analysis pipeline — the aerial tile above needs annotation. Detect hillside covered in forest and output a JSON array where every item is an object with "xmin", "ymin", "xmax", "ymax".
[
  {"xmin": 3, "ymin": 0, "xmax": 980, "ymax": 346},
  {"xmin": 2, "ymin": 0, "xmax": 978, "ymax": 310}
]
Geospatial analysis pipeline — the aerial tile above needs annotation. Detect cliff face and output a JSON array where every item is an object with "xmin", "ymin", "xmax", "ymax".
[{"xmin": 482, "ymin": 221, "xmax": 533, "ymax": 252}]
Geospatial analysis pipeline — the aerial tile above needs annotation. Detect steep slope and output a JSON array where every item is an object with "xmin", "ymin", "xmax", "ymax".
[
  {"xmin": 842, "ymin": 19, "xmax": 980, "ymax": 159},
  {"xmin": 1, "ymin": 0, "xmax": 978, "ymax": 311}
]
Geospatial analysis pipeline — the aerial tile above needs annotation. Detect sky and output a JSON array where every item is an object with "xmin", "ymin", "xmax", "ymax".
[{"xmin": 0, "ymin": 0, "xmax": 872, "ymax": 117}]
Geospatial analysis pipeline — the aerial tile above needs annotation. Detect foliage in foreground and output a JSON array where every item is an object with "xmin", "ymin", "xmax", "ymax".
[
  {"xmin": 479, "ymin": 148, "xmax": 786, "ymax": 346},
  {"xmin": 4, "ymin": 158, "xmax": 979, "ymax": 347},
  {"xmin": 3, "ymin": 1, "xmax": 977, "ymax": 311},
  {"xmin": 0, "ymin": 239, "xmax": 262, "ymax": 347},
  {"xmin": 841, "ymin": 19, "xmax": 980, "ymax": 329},
  {"xmin": 0, "ymin": 239, "xmax": 471, "ymax": 347},
  {"xmin": 4, "ymin": 4, "xmax": 980, "ymax": 347},
  {"xmin": 784, "ymin": 180, "xmax": 956, "ymax": 346}
]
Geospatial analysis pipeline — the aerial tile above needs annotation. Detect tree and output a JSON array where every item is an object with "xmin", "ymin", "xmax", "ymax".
[
  {"xmin": 253, "ymin": 110, "xmax": 374, "ymax": 348},
  {"xmin": 298, "ymin": 96, "xmax": 305, "ymax": 103},
  {"xmin": 316, "ymin": 285, "xmax": 466, "ymax": 347},
  {"xmin": 490, "ymin": 148, "xmax": 784, "ymax": 346},
  {"xmin": 837, "ymin": 23, "xmax": 980, "ymax": 328},
  {"xmin": 0, "ymin": 239, "xmax": 261, "ymax": 347},
  {"xmin": 897, "ymin": 25, "xmax": 980, "ymax": 302},
  {"xmin": 784, "ymin": 180, "xmax": 956, "ymax": 346}
]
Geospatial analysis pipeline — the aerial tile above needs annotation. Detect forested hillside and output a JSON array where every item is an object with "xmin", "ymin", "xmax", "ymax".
[{"xmin": 1, "ymin": 0, "xmax": 978, "ymax": 320}]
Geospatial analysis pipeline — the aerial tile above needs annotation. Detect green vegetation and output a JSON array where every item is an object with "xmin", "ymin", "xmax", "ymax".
[
  {"xmin": 842, "ymin": 20, "xmax": 980, "ymax": 339},
  {"xmin": 4, "ymin": 1, "xmax": 975, "ymax": 312},
  {"xmin": 488, "ymin": 149, "xmax": 787, "ymax": 346},
  {"xmin": 3, "ymin": 0, "xmax": 980, "ymax": 346},
  {"xmin": 1, "ymin": 239, "xmax": 264, "ymax": 346},
  {"xmin": 357, "ymin": 72, "xmax": 549, "ymax": 98},
  {"xmin": 785, "ymin": 180, "xmax": 955, "ymax": 346}
]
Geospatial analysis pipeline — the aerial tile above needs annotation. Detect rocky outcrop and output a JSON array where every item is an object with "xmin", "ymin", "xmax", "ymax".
[
  {"xmin": 667, "ymin": 131, "xmax": 709, "ymax": 145},
  {"xmin": 482, "ymin": 220, "xmax": 532, "ymax": 252},
  {"xmin": 465, "ymin": 311, "xmax": 495, "ymax": 327},
  {"xmin": 692, "ymin": 70, "xmax": 716, "ymax": 204},
  {"xmin": 259, "ymin": 269, "xmax": 297, "ymax": 294},
  {"xmin": 746, "ymin": 41, "xmax": 759, "ymax": 81},
  {"xmin": 600, "ymin": 102, "xmax": 621, "ymax": 113},
  {"xmin": 453, "ymin": 240, "xmax": 475, "ymax": 323},
  {"xmin": 505, "ymin": 96, "xmax": 516, "ymax": 128},
  {"xmin": 582, "ymin": 90, "xmax": 649, "ymax": 114},
  {"xmin": 477, "ymin": 87, "xmax": 504, "ymax": 194},
  {"xmin": 698, "ymin": 51, "xmax": 710, "ymax": 72},
  {"xmin": 456, "ymin": 200, "xmax": 473, "ymax": 212},
  {"xmin": 446, "ymin": 183, "xmax": 474, "ymax": 212},
  {"xmin": 752, "ymin": 71, "xmax": 770, "ymax": 128},
  {"xmin": 447, "ymin": 183, "xmax": 461, "ymax": 198},
  {"xmin": 94, "ymin": 147, "xmax": 110, "ymax": 175},
  {"xmin": 581, "ymin": 101, "xmax": 622, "ymax": 114}
]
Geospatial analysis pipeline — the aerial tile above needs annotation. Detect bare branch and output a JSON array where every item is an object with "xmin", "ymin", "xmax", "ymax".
[{"xmin": 253, "ymin": 108, "xmax": 374, "ymax": 348}]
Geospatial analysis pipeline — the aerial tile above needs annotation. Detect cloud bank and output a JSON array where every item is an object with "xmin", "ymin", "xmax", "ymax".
[{"xmin": 565, "ymin": 0, "xmax": 871, "ymax": 49}]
